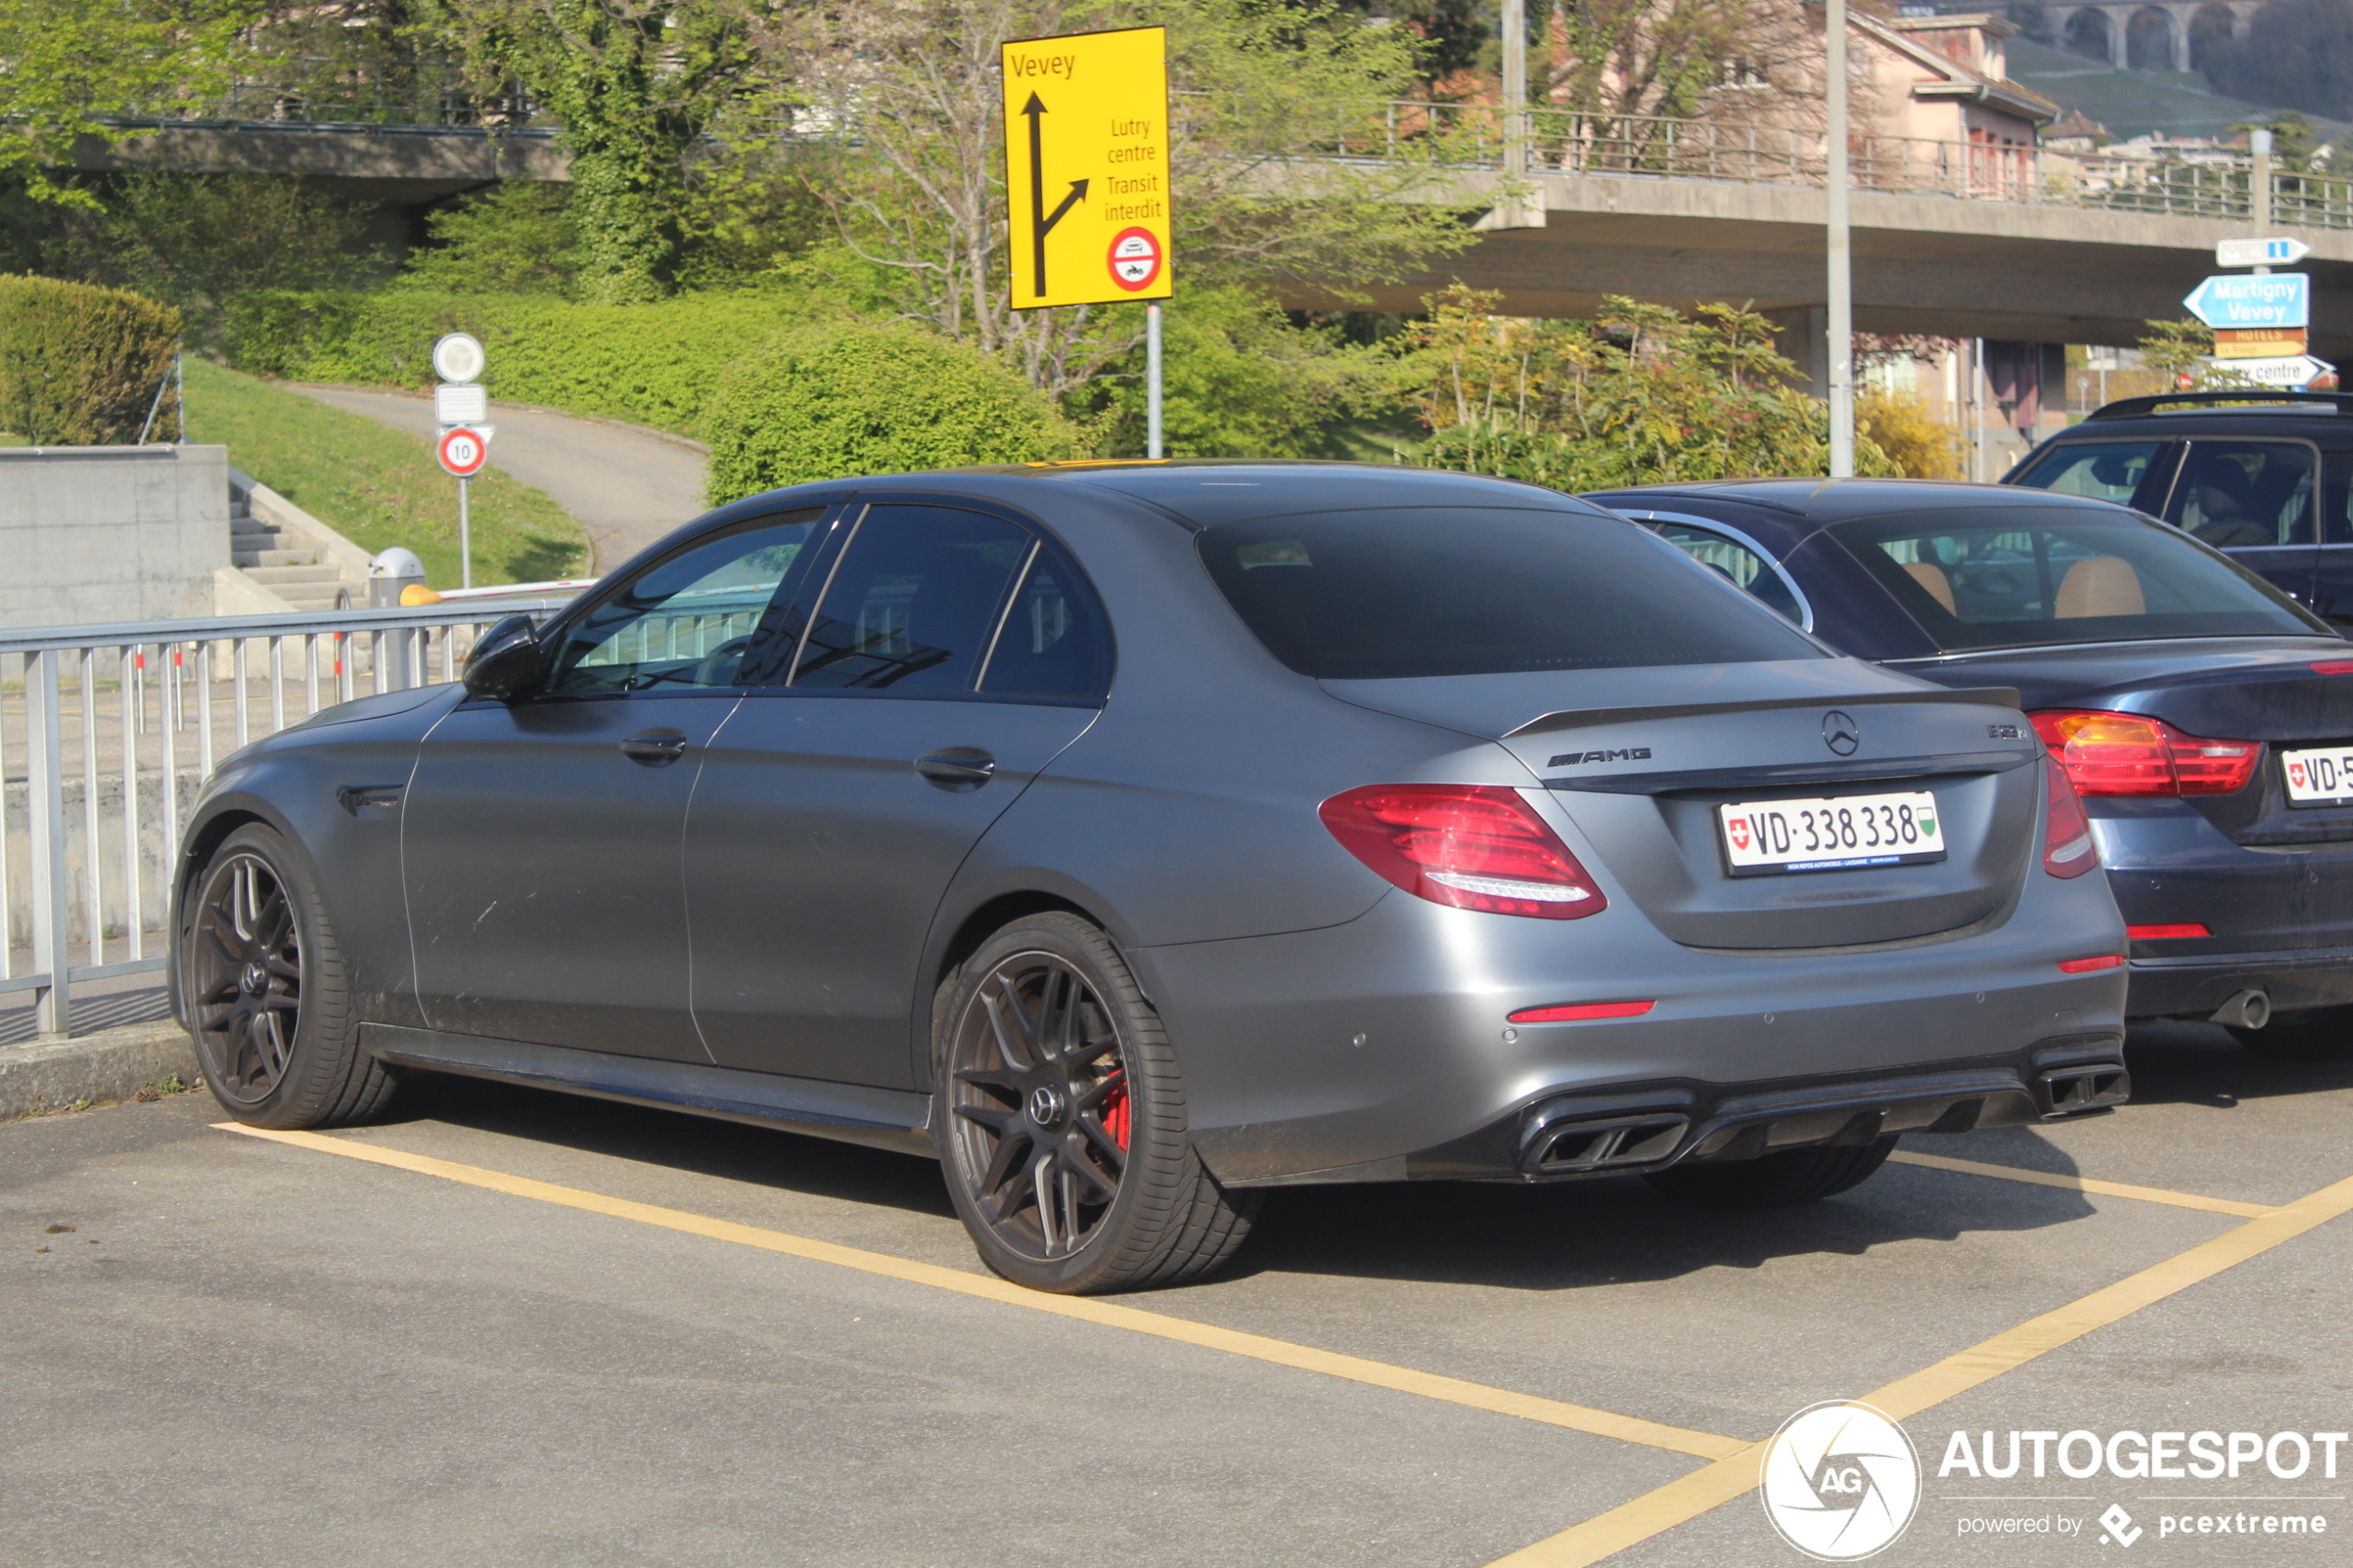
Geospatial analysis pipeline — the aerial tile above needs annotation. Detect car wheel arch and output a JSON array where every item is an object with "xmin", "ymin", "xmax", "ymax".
[{"xmin": 914, "ymin": 886, "xmax": 1154, "ymax": 1092}]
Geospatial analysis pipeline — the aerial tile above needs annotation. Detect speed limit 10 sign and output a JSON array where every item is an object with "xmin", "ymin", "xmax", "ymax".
[{"xmin": 437, "ymin": 426, "xmax": 490, "ymax": 478}]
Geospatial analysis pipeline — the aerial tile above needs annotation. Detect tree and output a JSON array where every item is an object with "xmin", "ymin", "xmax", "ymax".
[
  {"xmin": 417, "ymin": 0, "xmax": 772, "ymax": 302},
  {"xmin": 0, "ymin": 0, "xmax": 255, "ymax": 206},
  {"xmin": 757, "ymin": 0, "xmax": 1486, "ymax": 395},
  {"xmin": 2199, "ymin": 0, "xmax": 2353, "ymax": 123},
  {"xmin": 1405, "ymin": 284, "xmax": 1896, "ymax": 486},
  {"xmin": 2135, "ymin": 319, "xmax": 2259, "ymax": 392}
]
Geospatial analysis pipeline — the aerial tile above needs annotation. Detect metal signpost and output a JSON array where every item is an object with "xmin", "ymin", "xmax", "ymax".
[
  {"xmin": 432, "ymin": 332, "xmax": 490, "ymax": 587},
  {"xmin": 1000, "ymin": 27, "xmax": 1173, "ymax": 458}
]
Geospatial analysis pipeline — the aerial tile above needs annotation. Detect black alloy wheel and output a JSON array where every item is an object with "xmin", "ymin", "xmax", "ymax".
[
  {"xmin": 937, "ymin": 912, "xmax": 1257, "ymax": 1293},
  {"xmin": 181, "ymin": 823, "xmax": 398, "ymax": 1128},
  {"xmin": 188, "ymin": 847, "xmax": 304, "ymax": 1106}
]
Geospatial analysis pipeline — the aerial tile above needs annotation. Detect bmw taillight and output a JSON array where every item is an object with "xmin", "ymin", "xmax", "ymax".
[
  {"xmin": 1319, "ymin": 784, "xmax": 1607, "ymax": 920},
  {"xmin": 2042, "ymin": 754, "xmax": 2098, "ymax": 879},
  {"xmin": 2031, "ymin": 709, "xmax": 2259, "ymax": 797}
]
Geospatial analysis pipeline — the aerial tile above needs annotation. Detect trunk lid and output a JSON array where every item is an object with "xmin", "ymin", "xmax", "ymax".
[
  {"xmin": 1897, "ymin": 635, "xmax": 2353, "ymax": 847},
  {"xmin": 1323, "ymin": 659, "xmax": 2042, "ymax": 949}
]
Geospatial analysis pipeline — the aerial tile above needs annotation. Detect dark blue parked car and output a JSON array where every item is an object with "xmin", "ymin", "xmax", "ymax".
[{"xmin": 1585, "ymin": 478, "xmax": 2353, "ymax": 1059}]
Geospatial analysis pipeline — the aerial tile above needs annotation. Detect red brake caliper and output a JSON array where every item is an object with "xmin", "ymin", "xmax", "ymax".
[{"xmin": 1101, "ymin": 1072, "xmax": 1130, "ymax": 1151}]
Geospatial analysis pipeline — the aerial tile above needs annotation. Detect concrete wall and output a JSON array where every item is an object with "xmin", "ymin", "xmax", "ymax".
[{"xmin": 1, "ymin": 445, "xmax": 231, "ymax": 631}]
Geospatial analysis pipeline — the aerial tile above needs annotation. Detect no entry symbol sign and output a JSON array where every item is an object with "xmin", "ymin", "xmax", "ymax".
[{"xmin": 1108, "ymin": 227, "xmax": 1163, "ymax": 293}]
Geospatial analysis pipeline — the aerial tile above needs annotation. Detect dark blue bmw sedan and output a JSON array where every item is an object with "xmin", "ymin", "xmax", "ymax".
[{"xmin": 1585, "ymin": 479, "xmax": 2353, "ymax": 1059}]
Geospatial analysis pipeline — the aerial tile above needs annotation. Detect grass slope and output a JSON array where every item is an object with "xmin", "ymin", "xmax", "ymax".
[{"xmin": 182, "ymin": 358, "xmax": 588, "ymax": 589}]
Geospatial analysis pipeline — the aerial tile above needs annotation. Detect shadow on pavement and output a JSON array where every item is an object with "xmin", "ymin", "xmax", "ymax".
[
  {"xmin": 2113, "ymin": 1018, "xmax": 2353, "ymax": 1110},
  {"xmin": 387, "ymin": 1069, "xmax": 2100, "ymax": 1294}
]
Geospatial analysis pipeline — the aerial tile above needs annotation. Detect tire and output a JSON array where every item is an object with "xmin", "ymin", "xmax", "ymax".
[
  {"xmin": 1643, "ymin": 1136, "xmax": 1896, "ymax": 1210},
  {"xmin": 934, "ymin": 912, "xmax": 1259, "ymax": 1294},
  {"xmin": 2230, "ymin": 1005, "xmax": 2353, "ymax": 1060},
  {"xmin": 180, "ymin": 822, "xmax": 399, "ymax": 1129}
]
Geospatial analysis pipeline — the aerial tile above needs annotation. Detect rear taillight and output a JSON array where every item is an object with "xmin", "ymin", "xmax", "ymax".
[
  {"xmin": 2042, "ymin": 754, "xmax": 2098, "ymax": 879},
  {"xmin": 2031, "ymin": 709, "xmax": 2259, "ymax": 797},
  {"xmin": 1319, "ymin": 784, "xmax": 1606, "ymax": 920}
]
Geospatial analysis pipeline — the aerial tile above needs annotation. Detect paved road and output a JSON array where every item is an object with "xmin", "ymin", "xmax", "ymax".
[
  {"xmin": 6, "ymin": 1021, "xmax": 2349, "ymax": 1564},
  {"xmin": 293, "ymin": 385, "xmax": 709, "ymax": 575}
]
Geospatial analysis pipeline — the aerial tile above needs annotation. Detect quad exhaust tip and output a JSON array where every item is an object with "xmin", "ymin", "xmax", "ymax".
[
  {"xmin": 2209, "ymin": 988, "xmax": 2270, "ymax": 1030},
  {"xmin": 1521, "ymin": 1110, "xmax": 1691, "ymax": 1174}
]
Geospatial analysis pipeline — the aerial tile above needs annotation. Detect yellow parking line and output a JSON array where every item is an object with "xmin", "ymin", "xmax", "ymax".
[
  {"xmin": 1486, "ymin": 1167, "xmax": 2353, "ymax": 1567},
  {"xmin": 215, "ymin": 1123, "xmax": 1745, "ymax": 1461},
  {"xmin": 1888, "ymin": 1149, "xmax": 2278, "ymax": 1219}
]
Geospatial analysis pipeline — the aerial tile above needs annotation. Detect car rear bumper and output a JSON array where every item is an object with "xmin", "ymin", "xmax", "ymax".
[
  {"xmin": 1140, "ymin": 875, "xmax": 2128, "ymax": 1186},
  {"xmin": 2126, "ymin": 946, "xmax": 2353, "ymax": 1020}
]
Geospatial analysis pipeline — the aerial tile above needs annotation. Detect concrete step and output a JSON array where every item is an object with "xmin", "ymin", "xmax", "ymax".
[
  {"xmin": 230, "ymin": 520, "xmax": 282, "ymax": 540},
  {"xmin": 232, "ymin": 548, "xmax": 319, "ymax": 569},
  {"xmin": 272, "ymin": 583, "xmax": 355, "ymax": 610},
  {"xmin": 244, "ymin": 564, "xmax": 343, "ymax": 586}
]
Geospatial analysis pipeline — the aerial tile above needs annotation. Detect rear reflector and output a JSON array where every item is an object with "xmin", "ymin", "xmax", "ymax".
[
  {"xmin": 2031, "ymin": 709, "xmax": 2259, "ymax": 797},
  {"xmin": 1320, "ymin": 784, "xmax": 1608, "ymax": 920},
  {"xmin": 2127, "ymin": 922, "xmax": 2209, "ymax": 940},
  {"xmin": 1508, "ymin": 1000, "xmax": 1655, "ymax": 1023},
  {"xmin": 2041, "ymin": 755, "xmax": 2099, "ymax": 879},
  {"xmin": 2313, "ymin": 660, "xmax": 2353, "ymax": 675},
  {"xmin": 2057, "ymin": 955, "xmax": 2126, "ymax": 973}
]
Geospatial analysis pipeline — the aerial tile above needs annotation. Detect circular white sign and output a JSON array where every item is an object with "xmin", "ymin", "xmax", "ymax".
[
  {"xmin": 436, "ymin": 426, "xmax": 490, "ymax": 478},
  {"xmin": 1107, "ymin": 226, "xmax": 1164, "ymax": 293},
  {"xmin": 1759, "ymin": 1401, "xmax": 1920, "ymax": 1562},
  {"xmin": 433, "ymin": 332, "xmax": 486, "ymax": 385}
]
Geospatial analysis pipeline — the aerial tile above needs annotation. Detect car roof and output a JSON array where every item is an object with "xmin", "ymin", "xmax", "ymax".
[
  {"xmin": 1581, "ymin": 477, "xmax": 2138, "ymax": 540},
  {"xmin": 702, "ymin": 459, "xmax": 1606, "ymax": 533}
]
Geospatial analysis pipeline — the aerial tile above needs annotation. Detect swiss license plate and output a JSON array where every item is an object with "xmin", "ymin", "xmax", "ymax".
[
  {"xmin": 1718, "ymin": 791, "xmax": 1946, "ymax": 875},
  {"xmin": 2281, "ymin": 746, "xmax": 2353, "ymax": 807}
]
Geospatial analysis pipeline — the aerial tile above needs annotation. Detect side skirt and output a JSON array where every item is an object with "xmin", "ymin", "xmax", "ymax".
[{"xmin": 360, "ymin": 1023, "xmax": 937, "ymax": 1159}]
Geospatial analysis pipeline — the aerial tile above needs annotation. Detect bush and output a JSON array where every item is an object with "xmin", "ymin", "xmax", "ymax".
[
  {"xmin": 704, "ymin": 322, "xmax": 1087, "ymax": 502},
  {"xmin": 0, "ymin": 275, "xmax": 181, "ymax": 444},
  {"xmin": 222, "ymin": 290, "xmax": 812, "ymax": 435},
  {"xmin": 1857, "ymin": 387, "xmax": 1963, "ymax": 481}
]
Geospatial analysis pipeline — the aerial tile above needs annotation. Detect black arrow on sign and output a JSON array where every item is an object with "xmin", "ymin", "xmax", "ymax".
[{"xmin": 1022, "ymin": 92, "xmax": 1088, "ymax": 298}]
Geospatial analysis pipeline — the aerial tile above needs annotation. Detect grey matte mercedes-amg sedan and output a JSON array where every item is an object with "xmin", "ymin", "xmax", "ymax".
[{"xmin": 173, "ymin": 463, "xmax": 2131, "ymax": 1293}]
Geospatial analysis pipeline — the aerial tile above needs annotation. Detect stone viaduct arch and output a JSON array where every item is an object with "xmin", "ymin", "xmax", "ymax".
[{"xmin": 2046, "ymin": 0, "xmax": 2262, "ymax": 73}]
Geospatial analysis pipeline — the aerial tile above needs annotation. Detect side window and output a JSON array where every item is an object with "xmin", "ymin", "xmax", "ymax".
[
  {"xmin": 1651, "ymin": 521, "xmax": 1806, "ymax": 626},
  {"xmin": 544, "ymin": 511, "xmax": 824, "ymax": 696},
  {"xmin": 2167, "ymin": 441, "xmax": 2317, "ymax": 547},
  {"xmin": 788, "ymin": 504, "xmax": 1030, "ymax": 693},
  {"xmin": 2009, "ymin": 441, "xmax": 2167, "ymax": 507},
  {"xmin": 979, "ymin": 546, "xmax": 1114, "ymax": 701}
]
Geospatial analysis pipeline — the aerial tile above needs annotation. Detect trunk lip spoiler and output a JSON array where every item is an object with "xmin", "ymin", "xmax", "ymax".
[
  {"xmin": 1504, "ymin": 684, "xmax": 2022, "ymax": 738},
  {"xmin": 1543, "ymin": 746, "xmax": 2036, "ymax": 796}
]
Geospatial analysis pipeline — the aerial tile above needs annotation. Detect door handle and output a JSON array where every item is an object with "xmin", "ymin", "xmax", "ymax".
[
  {"xmin": 915, "ymin": 750, "xmax": 997, "ymax": 791},
  {"xmin": 620, "ymin": 730, "xmax": 690, "ymax": 766}
]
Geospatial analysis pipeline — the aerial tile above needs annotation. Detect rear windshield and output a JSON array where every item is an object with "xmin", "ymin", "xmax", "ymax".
[
  {"xmin": 1827, "ymin": 506, "xmax": 2319, "ymax": 653},
  {"xmin": 1196, "ymin": 506, "xmax": 1824, "ymax": 680}
]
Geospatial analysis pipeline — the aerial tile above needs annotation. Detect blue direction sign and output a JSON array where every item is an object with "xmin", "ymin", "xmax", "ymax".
[{"xmin": 2184, "ymin": 272, "xmax": 2309, "ymax": 329}]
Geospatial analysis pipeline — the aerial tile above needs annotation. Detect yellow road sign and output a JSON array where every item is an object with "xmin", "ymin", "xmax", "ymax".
[{"xmin": 1000, "ymin": 26, "xmax": 1172, "ymax": 309}]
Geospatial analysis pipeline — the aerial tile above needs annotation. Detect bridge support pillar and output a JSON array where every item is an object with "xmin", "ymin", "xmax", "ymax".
[{"xmin": 1764, "ymin": 305, "xmax": 1831, "ymax": 400}]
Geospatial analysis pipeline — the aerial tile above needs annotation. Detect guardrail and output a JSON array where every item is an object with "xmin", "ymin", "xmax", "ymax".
[
  {"xmin": 2, "ymin": 596, "xmax": 574, "ymax": 1039},
  {"xmin": 1342, "ymin": 102, "xmax": 2353, "ymax": 230}
]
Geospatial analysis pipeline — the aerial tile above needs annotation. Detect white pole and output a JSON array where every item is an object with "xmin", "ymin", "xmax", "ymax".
[
  {"xmin": 1503, "ymin": 0, "xmax": 1528, "ymax": 183},
  {"xmin": 2251, "ymin": 128, "xmax": 2273, "ymax": 273},
  {"xmin": 1826, "ymin": 0, "xmax": 1855, "ymax": 478},
  {"xmin": 459, "ymin": 476, "xmax": 473, "ymax": 590},
  {"xmin": 1146, "ymin": 302, "xmax": 1164, "ymax": 459}
]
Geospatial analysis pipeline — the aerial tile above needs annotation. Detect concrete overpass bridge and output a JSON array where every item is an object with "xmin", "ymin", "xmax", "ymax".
[{"xmin": 78, "ymin": 106, "xmax": 2353, "ymax": 365}]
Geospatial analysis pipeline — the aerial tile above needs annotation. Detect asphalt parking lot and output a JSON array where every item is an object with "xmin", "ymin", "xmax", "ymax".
[{"xmin": 6, "ymin": 1020, "xmax": 2349, "ymax": 1568}]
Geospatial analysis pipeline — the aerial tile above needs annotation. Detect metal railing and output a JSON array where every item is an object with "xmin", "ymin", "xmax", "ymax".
[{"xmin": 2, "ymin": 597, "xmax": 573, "ymax": 1039}]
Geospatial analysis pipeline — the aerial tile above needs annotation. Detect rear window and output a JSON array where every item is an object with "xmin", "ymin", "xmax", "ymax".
[
  {"xmin": 2008, "ymin": 441, "xmax": 2165, "ymax": 505},
  {"xmin": 1196, "ymin": 507, "xmax": 1823, "ymax": 680},
  {"xmin": 1827, "ymin": 506, "xmax": 2318, "ymax": 654}
]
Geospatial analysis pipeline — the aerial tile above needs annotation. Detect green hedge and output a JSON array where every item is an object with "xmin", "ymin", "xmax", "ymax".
[
  {"xmin": 703, "ymin": 323, "xmax": 1087, "ymax": 502},
  {"xmin": 0, "ymin": 276, "xmax": 182, "ymax": 444},
  {"xmin": 221, "ymin": 290, "xmax": 807, "ymax": 435}
]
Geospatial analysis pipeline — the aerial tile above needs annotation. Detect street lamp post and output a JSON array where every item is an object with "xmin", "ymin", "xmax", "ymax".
[{"xmin": 1826, "ymin": 0, "xmax": 1855, "ymax": 478}]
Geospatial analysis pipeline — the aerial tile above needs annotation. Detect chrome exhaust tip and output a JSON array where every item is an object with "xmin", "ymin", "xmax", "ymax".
[{"xmin": 2209, "ymin": 988, "xmax": 2271, "ymax": 1030}]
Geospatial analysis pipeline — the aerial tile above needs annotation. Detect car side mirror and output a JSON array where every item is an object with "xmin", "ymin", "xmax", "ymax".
[{"xmin": 461, "ymin": 614, "xmax": 545, "ymax": 701}]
